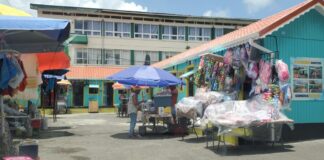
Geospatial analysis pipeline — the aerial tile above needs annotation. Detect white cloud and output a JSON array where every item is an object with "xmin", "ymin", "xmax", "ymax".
[
  {"xmin": 243, "ymin": 0, "xmax": 275, "ymax": 14},
  {"xmin": 5, "ymin": 0, "xmax": 148, "ymax": 16},
  {"xmin": 203, "ymin": 9, "xmax": 230, "ymax": 17}
]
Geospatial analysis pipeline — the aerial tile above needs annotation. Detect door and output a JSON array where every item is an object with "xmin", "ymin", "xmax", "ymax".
[
  {"xmin": 72, "ymin": 81, "xmax": 84, "ymax": 106},
  {"xmin": 105, "ymin": 82, "xmax": 114, "ymax": 107}
]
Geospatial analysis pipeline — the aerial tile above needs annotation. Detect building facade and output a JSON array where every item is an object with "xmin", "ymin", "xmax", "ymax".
[
  {"xmin": 152, "ymin": 0, "xmax": 324, "ymax": 139},
  {"xmin": 31, "ymin": 4, "xmax": 255, "ymax": 108}
]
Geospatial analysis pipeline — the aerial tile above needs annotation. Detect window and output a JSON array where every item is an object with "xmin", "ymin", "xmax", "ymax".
[
  {"xmin": 134, "ymin": 50, "xmax": 159, "ymax": 65},
  {"xmin": 162, "ymin": 51, "xmax": 177, "ymax": 60},
  {"xmin": 188, "ymin": 27, "xmax": 211, "ymax": 41},
  {"xmin": 87, "ymin": 49, "xmax": 101, "ymax": 65},
  {"xmin": 74, "ymin": 20, "xmax": 101, "ymax": 36},
  {"xmin": 214, "ymin": 28, "xmax": 224, "ymax": 38},
  {"xmin": 162, "ymin": 25, "xmax": 185, "ymax": 40},
  {"xmin": 75, "ymin": 48, "xmax": 130, "ymax": 65},
  {"xmin": 75, "ymin": 49, "xmax": 88, "ymax": 64},
  {"xmin": 105, "ymin": 22, "xmax": 131, "ymax": 38},
  {"xmin": 103, "ymin": 49, "xmax": 130, "ymax": 65},
  {"xmin": 89, "ymin": 87, "xmax": 99, "ymax": 94},
  {"xmin": 134, "ymin": 24, "xmax": 158, "ymax": 39}
]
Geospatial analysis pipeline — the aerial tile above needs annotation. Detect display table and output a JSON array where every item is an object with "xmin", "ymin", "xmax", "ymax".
[
  {"xmin": 205, "ymin": 121, "xmax": 290, "ymax": 151},
  {"xmin": 139, "ymin": 113, "xmax": 172, "ymax": 135}
]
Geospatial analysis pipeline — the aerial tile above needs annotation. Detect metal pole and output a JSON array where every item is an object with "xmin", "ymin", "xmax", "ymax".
[{"xmin": 1, "ymin": 96, "xmax": 4, "ymax": 136}]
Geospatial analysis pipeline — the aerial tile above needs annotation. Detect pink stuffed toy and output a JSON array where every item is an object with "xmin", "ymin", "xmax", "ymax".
[{"xmin": 275, "ymin": 60, "xmax": 289, "ymax": 82}]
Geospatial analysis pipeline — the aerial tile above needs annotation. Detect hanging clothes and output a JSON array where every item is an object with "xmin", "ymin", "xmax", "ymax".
[
  {"xmin": 8, "ymin": 55, "xmax": 24, "ymax": 89},
  {"xmin": 0, "ymin": 54, "xmax": 17, "ymax": 91},
  {"xmin": 17, "ymin": 58, "xmax": 28, "ymax": 92}
]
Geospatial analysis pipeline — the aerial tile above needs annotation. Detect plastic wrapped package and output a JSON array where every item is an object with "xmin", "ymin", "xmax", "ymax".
[
  {"xmin": 246, "ymin": 62, "xmax": 259, "ymax": 80},
  {"xmin": 275, "ymin": 60, "xmax": 289, "ymax": 82},
  {"xmin": 202, "ymin": 95, "xmax": 294, "ymax": 135},
  {"xmin": 240, "ymin": 46, "xmax": 249, "ymax": 67},
  {"xmin": 224, "ymin": 49, "xmax": 233, "ymax": 65},
  {"xmin": 232, "ymin": 47, "xmax": 241, "ymax": 69},
  {"xmin": 279, "ymin": 83, "xmax": 292, "ymax": 110},
  {"xmin": 194, "ymin": 90, "xmax": 225, "ymax": 105},
  {"xmin": 259, "ymin": 60, "xmax": 272, "ymax": 85},
  {"xmin": 176, "ymin": 97, "xmax": 204, "ymax": 118}
]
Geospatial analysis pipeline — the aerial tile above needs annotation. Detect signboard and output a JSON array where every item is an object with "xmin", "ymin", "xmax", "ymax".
[{"xmin": 291, "ymin": 57, "xmax": 324, "ymax": 100}]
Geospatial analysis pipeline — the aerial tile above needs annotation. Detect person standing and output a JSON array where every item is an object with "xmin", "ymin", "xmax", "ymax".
[
  {"xmin": 169, "ymin": 85, "xmax": 178, "ymax": 124},
  {"xmin": 128, "ymin": 86, "xmax": 141, "ymax": 138}
]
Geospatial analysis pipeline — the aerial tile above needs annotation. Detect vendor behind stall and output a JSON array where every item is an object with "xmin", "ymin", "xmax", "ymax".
[
  {"xmin": 169, "ymin": 85, "xmax": 178, "ymax": 123},
  {"xmin": 128, "ymin": 86, "xmax": 141, "ymax": 138}
]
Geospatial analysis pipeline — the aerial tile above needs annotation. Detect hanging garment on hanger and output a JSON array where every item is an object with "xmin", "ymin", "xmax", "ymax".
[
  {"xmin": 8, "ymin": 56, "xmax": 24, "ymax": 89},
  {"xmin": 259, "ymin": 59, "xmax": 272, "ymax": 87},
  {"xmin": 0, "ymin": 54, "xmax": 17, "ymax": 91},
  {"xmin": 17, "ymin": 58, "xmax": 28, "ymax": 92}
]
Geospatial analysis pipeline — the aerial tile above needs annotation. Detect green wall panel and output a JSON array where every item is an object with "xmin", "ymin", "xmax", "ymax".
[{"xmin": 264, "ymin": 9, "xmax": 324, "ymax": 123}]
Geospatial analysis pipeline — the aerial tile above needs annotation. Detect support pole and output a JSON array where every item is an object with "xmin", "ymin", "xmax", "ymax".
[{"xmin": 1, "ymin": 96, "xmax": 4, "ymax": 136}]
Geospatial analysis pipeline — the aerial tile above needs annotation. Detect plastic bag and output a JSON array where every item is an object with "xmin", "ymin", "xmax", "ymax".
[
  {"xmin": 240, "ymin": 46, "xmax": 249, "ymax": 67},
  {"xmin": 201, "ymin": 95, "xmax": 294, "ymax": 135},
  {"xmin": 246, "ymin": 62, "xmax": 259, "ymax": 80},
  {"xmin": 195, "ymin": 90, "xmax": 224, "ymax": 105},
  {"xmin": 176, "ymin": 97, "xmax": 204, "ymax": 118},
  {"xmin": 275, "ymin": 60, "xmax": 289, "ymax": 82},
  {"xmin": 259, "ymin": 60, "xmax": 272, "ymax": 85},
  {"xmin": 224, "ymin": 49, "xmax": 233, "ymax": 65},
  {"xmin": 232, "ymin": 47, "xmax": 241, "ymax": 68}
]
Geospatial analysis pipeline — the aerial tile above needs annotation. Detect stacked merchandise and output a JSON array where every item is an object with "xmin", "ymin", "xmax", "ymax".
[
  {"xmin": 177, "ymin": 42, "xmax": 294, "ymax": 137},
  {"xmin": 176, "ymin": 88, "xmax": 225, "ymax": 119},
  {"xmin": 202, "ymin": 95, "xmax": 293, "ymax": 135}
]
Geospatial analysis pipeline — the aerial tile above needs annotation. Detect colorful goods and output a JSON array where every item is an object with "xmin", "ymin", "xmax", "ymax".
[
  {"xmin": 232, "ymin": 47, "xmax": 241, "ymax": 69},
  {"xmin": 275, "ymin": 60, "xmax": 289, "ymax": 82},
  {"xmin": 259, "ymin": 59, "xmax": 272, "ymax": 85},
  {"xmin": 246, "ymin": 62, "xmax": 259, "ymax": 80},
  {"xmin": 224, "ymin": 49, "xmax": 233, "ymax": 65}
]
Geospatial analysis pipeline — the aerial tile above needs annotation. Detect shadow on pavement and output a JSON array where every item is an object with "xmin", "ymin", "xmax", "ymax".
[
  {"xmin": 47, "ymin": 126, "xmax": 72, "ymax": 131},
  {"xmin": 111, "ymin": 132, "xmax": 180, "ymax": 140},
  {"xmin": 180, "ymin": 136, "xmax": 206, "ymax": 143},
  {"xmin": 206, "ymin": 144, "xmax": 294, "ymax": 156},
  {"xmin": 35, "ymin": 130, "xmax": 75, "ymax": 139}
]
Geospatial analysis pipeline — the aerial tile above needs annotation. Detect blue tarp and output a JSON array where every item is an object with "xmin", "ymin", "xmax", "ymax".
[
  {"xmin": 107, "ymin": 66, "xmax": 184, "ymax": 87},
  {"xmin": 0, "ymin": 16, "xmax": 70, "ymax": 53}
]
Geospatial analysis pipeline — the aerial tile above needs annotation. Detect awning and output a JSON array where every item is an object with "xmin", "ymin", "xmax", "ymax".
[
  {"xmin": 37, "ymin": 52, "xmax": 70, "ymax": 72},
  {"xmin": 89, "ymin": 84, "xmax": 99, "ymax": 88},
  {"xmin": 69, "ymin": 34, "xmax": 88, "ymax": 44},
  {"xmin": 66, "ymin": 66, "xmax": 124, "ymax": 80},
  {"xmin": 180, "ymin": 70, "xmax": 197, "ymax": 78}
]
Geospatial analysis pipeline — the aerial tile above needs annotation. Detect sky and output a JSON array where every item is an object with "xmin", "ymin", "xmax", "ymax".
[{"xmin": 2, "ymin": 0, "xmax": 306, "ymax": 19}]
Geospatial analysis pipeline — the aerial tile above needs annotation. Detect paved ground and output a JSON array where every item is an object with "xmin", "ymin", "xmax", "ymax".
[{"xmin": 34, "ymin": 113, "xmax": 324, "ymax": 160}]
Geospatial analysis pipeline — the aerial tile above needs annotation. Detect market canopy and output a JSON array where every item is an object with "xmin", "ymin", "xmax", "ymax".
[
  {"xmin": 37, "ymin": 52, "xmax": 70, "ymax": 72},
  {"xmin": 0, "ymin": 15, "xmax": 70, "ymax": 53},
  {"xmin": 0, "ymin": 4, "xmax": 30, "ymax": 16},
  {"xmin": 107, "ymin": 66, "xmax": 184, "ymax": 87}
]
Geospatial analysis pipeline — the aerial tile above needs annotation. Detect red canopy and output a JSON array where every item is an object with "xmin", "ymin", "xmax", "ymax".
[{"xmin": 36, "ymin": 52, "xmax": 70, "ymax": 72}]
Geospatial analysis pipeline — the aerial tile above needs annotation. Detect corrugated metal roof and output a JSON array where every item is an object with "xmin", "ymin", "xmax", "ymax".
[
  {"xmin": 152, "ymin": 0, "xmax": 324, "ymax": 69},
  {"xmin": 66, "ymin": 66, "xmax": 125, "ymax": 80}
]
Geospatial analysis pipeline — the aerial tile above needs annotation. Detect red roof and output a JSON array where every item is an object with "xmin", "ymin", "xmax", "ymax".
[
  {"xmin": 66, "ymin": 66, "xmax": 125, "ymax": 80},
  {"xmin": 152, "ymin": 0, "xmax": 324, "ymax": 69}
]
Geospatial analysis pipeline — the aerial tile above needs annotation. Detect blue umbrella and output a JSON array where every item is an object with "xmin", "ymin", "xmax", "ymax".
[
  {"xmin": 107, "ymin": 66, "xmax": 184, "ymax": 87},
  {"xmin": 0, "ymin": 16, "xmax": 70, "ymax": 53}
]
